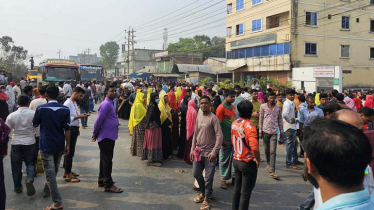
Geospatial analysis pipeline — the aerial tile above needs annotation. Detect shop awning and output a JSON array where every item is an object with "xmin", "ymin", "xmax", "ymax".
[{"xmin": 153, "ymin": 74, "xmax": 181, "ymax": 78}]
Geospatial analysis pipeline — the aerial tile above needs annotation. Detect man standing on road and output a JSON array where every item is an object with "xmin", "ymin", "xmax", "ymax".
[
  {"xmin": 216, "ymin": 89, "xmax": 236, "ymax": 189},
  {"xmin": 282, "ymin": 89, "xmax": 300, "ymax": 170},
  {"xmin": 259, "ymin": 92, "xmax": 283, "ymax": 179},
  {"xmin": 13, "ymin": 81, "xmax": 21, "ymax": 98},
  {"xmin": 33, "ymin": 86, "xmax": 71, "ymax": 210},
  {"xmin": 63, "ymin": 87, "xmax": 88, "ymax": 182},
  {"xmin": 63, "ymin": 81, "xmax": 72, "ymax": 98},
  {"xmin": 191, "ymin": 95, "xmax": 223, "ymax": 210},
  {"xmin": 6, "ymin": 96, "xmax": 36, "ymax": 196},
  {"xmin": 317, "ymin": 93, "xmax": 328, "ymax": 109},
  {"xmin": 250, "ymin": 89, "xmax": 262, "ymax": 134},
  {"xmin": 20, "ymin": 78, "xmax": 26, "ymax": 94},
  {"xmin": 93, "ymin": 84, "xmax": 123, "ymax": 193}
]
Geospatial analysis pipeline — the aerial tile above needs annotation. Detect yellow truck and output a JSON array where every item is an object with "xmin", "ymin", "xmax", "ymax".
[{"xmin": 26, "ymin": 69, "xmax": 42, "ymax": 82}]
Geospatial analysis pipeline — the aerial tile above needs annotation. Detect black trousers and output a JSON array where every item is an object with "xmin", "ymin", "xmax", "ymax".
[
  {"xmin": 64, "ymin": 126, "xmax": 79, "ymax": 174},
  {"xmin": 232, "ymin": 160, "xmax": 258, "ymax": 210},
  {"xmin": 11, "ymin": 145, "xmax": 36, "ymax": 189},
  {"xmin": 98, "ymin": 139, "xmax": 115, "ymax": 188},
  {"xmin": 0, "ymin": 158, "xmax": 5, "ymax": 210}
]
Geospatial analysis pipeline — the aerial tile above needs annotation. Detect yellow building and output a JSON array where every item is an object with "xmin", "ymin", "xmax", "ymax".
[{"xmin": 226, "ymin": 0, "xmax": 374, "ymax": 88}]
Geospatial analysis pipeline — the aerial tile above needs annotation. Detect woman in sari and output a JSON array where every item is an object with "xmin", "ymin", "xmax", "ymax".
[
  {"xmin": 0, "ymin": 85, "xmax": 9, "ymax": 122},
  {"xmin": 177, "ymin": 94, "xmax": 191, "ymax": 159},
  {"xmin": 183, "ymin": 98, "xmax": 197, "ymax": 165},
  {"xmin": 128, "ymin": 92, "xmax": 147, "ymax": 157},
  {"xmin": 142, "ymin": 93, "xmax": 163, "ymax": 166},
  {"xmin": 159, "ymin": 93, "xmax": 173, "ymax": 159},
  {"xmin": 146, "ymin": 87, "xmax": 153, "ymax": 105},
  {"xmin": 118, "ymin": 88, "xmax": 131, "ymax": 120},
  {"xmin": 178, "ymin": 88, "xmax": 186, "ymax": 107},
  {"xmin": 5, "ymin": 85, "xmax": 15, "ymax": 114},
  {"xmin": 168, "ymin": 91, "xmax": 179, "ymax": 149},
  {"xmin": 175, "ymin": 86, "xmax": 182, "ymax": 104},
  {"xmin": 257, "ymin": 91, "xmax": 265, "ymax": 103}
]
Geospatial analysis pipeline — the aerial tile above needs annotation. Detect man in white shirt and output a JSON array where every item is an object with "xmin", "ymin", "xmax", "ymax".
[
  {"xmin": 13, "ymin": 81, "xmax": 21, "ymax": 98},
  {"xmin": 63, "ymin": 87, "xmax": 88, "ymax": 182},
  {"xmin": 63, "ymin": 81, "xmax": 72, "ymax": 98},
  {"xmin": 20, "ymin": 78, "xmax": 26, "ymax": 93},
  {"xmin": 282, "ymin": 89, "xmax": 300, "ymax": 170},
  {"xmin": 29, "ymin": 85, "xmax": 47, "ymax": 159},
  {"xmin": 5, "ymin": 95, "xmax": 36, "ymax": 196}
]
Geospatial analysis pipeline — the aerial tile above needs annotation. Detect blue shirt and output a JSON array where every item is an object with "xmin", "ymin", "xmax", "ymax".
[
  {"xmin": 299, "ymin": 106, "xmax": 324, "ymax": 128},
  {"xmin": 33, "ymin": 101, "xmax": 70, "ymax": 154},
  {"xmin": 318, "ymin": 189, "xmax": 374, "ymax": 210},
  {"xmin": 318, "ymin": 104, "xmax": 324, "ymax": 110}
]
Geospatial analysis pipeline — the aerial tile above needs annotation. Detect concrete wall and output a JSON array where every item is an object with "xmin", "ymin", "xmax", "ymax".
[
  {"xmin": 292, "ymin": 0, "xmax": 374, "ymax": 87},
  {"xmin": 203, "ymin": 58, "xmax": 226, "ymax": 72}
]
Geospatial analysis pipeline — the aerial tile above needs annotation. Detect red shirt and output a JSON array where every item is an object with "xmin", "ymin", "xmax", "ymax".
[{"xmin": 231, "ymin": 118, "xmax": 259, "ymax": 163}]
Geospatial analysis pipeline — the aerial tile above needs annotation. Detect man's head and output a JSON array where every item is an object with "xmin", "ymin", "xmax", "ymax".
[
  {"xmin": 156, "ymin": 84, "xmax": 163, "ymax": 92},
  {"xmin": 72, "ymin": 87, "xmax": 85, "ymax": 102},
  {"xmin": 237, "ymin": 100, "xmax": 253, "ymax": 119},
  {"xmin": 319, "ymin": 93, "xmax": 328, "ymax": 106},
  {"xmin": 320, "ymin": 89, "xmax": 324, "ymax": 94},
  {"xmin": 303, "ymin": 119, "xmax": 371, "ymax": 190},
  {"xmin": 336, "ymin": 93, "xmax": 344, "ymax": 102},
  {"xmin": 38, "ymin": 82, "xmax": 42, "ymax": 88},
  {"xmin": 18, "ymin": 95, "xmax": 30, "ymax": 107},
  {"xmin": 331, "ymin": 110, "xmax": 364, "ymax": 131},
  {"xmin": 16, "ymin": 81, "xmax": 20, "ymax": 86},
  {"xmin": 243, "ymin": 87, "xmax": 248, "ymax": 93},
  {"xmin": 266, "ymin": 88, "xmax": 273, "ymax": 94},
  {"xmin": 46, "ymin": 86, "xmax": 59, "ymax": 100},
  {"xmin": 39, "ymin": 85, "xmax": 47, "ymax": 98},
  {"xmin": 24, "ymin": 85, "xmax": 33, "ymax": 96},
  {"xmin": 218, "ymin": 89, "xmax": 223, "ymax": 96},
  {"xmin": 306, "ymin": 96, "xmax": 315, "ymax": 109},
  {"xmin": 105, "ymin": 84, "xmax": 117, "ymax": 100},
  {"xmin": 267, "ymin": 92, "xmax": 276, "ymax": 105},
  {"xmin": 192, "ymin": 85, "xmax": 196, "ymax": 92},
  {"xmin": 276, "ymin": 93, "xmax": 282, "ymax": 103},
  {"xmin": 224, "ymin": 89, "xmax": 236, "ymax": 105},
  {"xmin": 250, "ymin": 89, "xmax": 258, "ymax": 100},
  {"xmin": 323, "ymin": 102, "xmax": 341, "ymax": 119},
  {"xmin": 186, "ymin": 89, "xmax": 192, "ymax": 96},
  {"xmin": 200, "ymin": 95, "xmax": 211, "ymax": 114},
  {"xmin": 358, "ymin": 107, "xmax": 374, "ymax": 125},
  {"xmin": 58, "ymin": 81, "xmax": 64, "ymax": 87},
  {"xmin": 234, "ymin": 85, "xmax": 241, "ymax": 97},
  {"xmin": 285, "ymin": 89, "xmax": 296, "ymax": 101},
  {"xmin": 298, "ymin": 94, "xmax": 306, "ymax": 103}
]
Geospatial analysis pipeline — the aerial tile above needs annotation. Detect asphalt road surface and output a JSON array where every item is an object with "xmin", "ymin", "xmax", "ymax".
[{"xmin": 4, "ymin": 111, "xmax": 309, "ymax": 210}]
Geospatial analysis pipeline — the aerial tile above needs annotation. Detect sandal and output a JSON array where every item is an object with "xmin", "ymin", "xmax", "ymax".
[
  {"xmin": 71, "ymin": 172, "xmax": 80, "ymax": 177},
  {"xmin": 147, "ymin": 162, "xmax": 161, "ymax": 167},
  {"xmin": 105, "ymin": 185, "xmax": 123, "ymax": 193},
  {"xmin": 220, "ymin": 180, "xmax": 228, "ymax": 189},
  {"xmin": 44, "ymin": 203, "xmax": 63, "ymax": 210},
  {"xmin": 65, "ymin": 174, "xmax": 80, "ymax": 182},
  {"xmin": 194, "ymin": 194, "xmax": 204, "ymax": 203},
  {"xmin": 269, "ymin": 172, "xmax": 280, "ymax": 179},
  {"xmin": 265, "ymin": 165, "xmax": 270, "ymax": 172},
  {"xmin": 200, "ymin": 201, "xmax": 210, "ymax": 210}
]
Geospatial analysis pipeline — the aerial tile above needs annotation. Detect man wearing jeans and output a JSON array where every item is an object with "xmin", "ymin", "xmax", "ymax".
[
  {"xmin": 6, "ymin": 96, "xmax": 36, "ymax": 196},
  {"xmin": 93, "ymin": 84, "xmax": 122, "ymax": 193},
  {"xmin": 259, "ymin": 92, "xmax": 283, "ymax": 179},
  {"xmin": 33, "ymin": 86, "xmax": 70, "ymax": 210},
  {"xmin": 63, "ymin": 87, "xmax": 88, "ymax": 182},
  {"xmin": 282, "ymin": 89, "xmax": 300, "ymax": 170},
  {"xmin": 190, "ymin": 96, "xmax": 223, "ymax": 210}
]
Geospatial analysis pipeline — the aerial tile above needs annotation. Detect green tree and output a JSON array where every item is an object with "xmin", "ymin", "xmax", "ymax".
[
  {"xmin": 167, "ymin": 35, "xmax": 225, "ymax": 59},
  {"xmin": 0, "ymin": 36, "xmax": 28, "ymax": 80},
  {"xmin": 99, "ymin": 41, "xmax": 119, "ymax": 69}
]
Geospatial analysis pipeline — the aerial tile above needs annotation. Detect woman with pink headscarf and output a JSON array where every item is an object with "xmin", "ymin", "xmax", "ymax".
[
  {"xmin": 257, "ymin": 91, "xmax": 265, "ymax": 103},
  {"xmin": 183, "ymin": 98, "xmax": 198, "ymax": 165},
  {"xmin": 344, "ymin": 97, "xmax": 357, "ymax": 112}
]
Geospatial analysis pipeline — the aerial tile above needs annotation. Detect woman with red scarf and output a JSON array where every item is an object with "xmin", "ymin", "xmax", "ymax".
[{"xmin": 168, "ymin": 90, "xmax": 180, "ymax": 149}]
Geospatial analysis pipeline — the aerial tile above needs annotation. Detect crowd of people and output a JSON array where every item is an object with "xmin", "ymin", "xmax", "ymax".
[{"xmin": 0, "ymin": 77, "xmax": 374, "ymax": 210}]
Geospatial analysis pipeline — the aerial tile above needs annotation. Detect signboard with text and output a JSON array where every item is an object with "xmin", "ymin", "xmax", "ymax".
[{"xmin": 313, "ymin": 66, "xmax": 335, "ymax": 78}]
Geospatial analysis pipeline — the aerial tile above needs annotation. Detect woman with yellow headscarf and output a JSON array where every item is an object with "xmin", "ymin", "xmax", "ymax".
[
  {"xmin": 159, "ymin": 93, "xmax": 173, "ymax": 159},
  {"xmin": 175, "ymin": 86, "xmax": 182, "ymax": 104},
  {"xmin": 128, "ymin": 91, "xmax": 147, "ymax": 157},
  {"xmin": 146, "ymin": 87, "xmax": 153, "ymax": 105}
]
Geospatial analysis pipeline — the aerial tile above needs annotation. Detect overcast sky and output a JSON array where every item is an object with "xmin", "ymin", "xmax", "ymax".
[{"xmin": 0, "ymin": 0, "xmax": 226, "ymax": 65}]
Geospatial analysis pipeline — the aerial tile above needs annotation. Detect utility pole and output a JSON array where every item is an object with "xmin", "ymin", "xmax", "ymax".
[
  {"xmin": 131, "ymin": 28, "xmax": 136, "ymax": 74},
  {"xmin": 127, "ymin": 27, "xmax": 131, "ymax": 76},
  {"xmin": 86, "ymin": 48, "xmax": 91, "ymax": 64},
  {"xmin": 57, "ymin": 49, "xmax": 62, "ymax": 59}
]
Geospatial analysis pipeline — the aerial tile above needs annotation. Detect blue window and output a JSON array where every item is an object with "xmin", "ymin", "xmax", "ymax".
[
  {"xmin": 284, "ymin": 43, "xmax": 290, "ymax": 54},
  {"xmin": 236, "ymin": 0, "xmax": 244, "ymax": 11},
  {"xmin": 261, "ymin": 45, "xmax": 270, "ymax": 56},
  {"xmin": 270, "ymin": 44, "xmax": 277, "ymax": 55},
  {"xmin": 246, "ymin": 48, "xmax": 253, "ymax": 58},
  {"xmin": 252, "ymin": 19, "xmax": 262, "ymax": 32},
  {"xmin": 234, "ymin": 50, "xmax": 240, "ymax": 59},
  {"xmin": 342, "ymin": 16, "xmax": 350, "ymax": 29},
  {"xmin": 227, "ymin": 51, "xmax": 232, "ymax": 59},
  {"xmin": 277, "ymin": 43, "xmax": 284, "ymax": 55},
  {"xmin": 236, "ymin": 23, "xmax": 244, "ymax": 35},
  {"xmin": 252, "ymin": 0, "xmax": 262, "ymax": 5},
  {"xmin": 254, "ymin": 47, "xmax": 261, "ymax": 57},
  {"xmin": 306, "ymin": 12, "xmax": 317, "ymax": 26},
  {"xmin": 239, "ymin": 49, "xmax": 246, "ymax": 58}
]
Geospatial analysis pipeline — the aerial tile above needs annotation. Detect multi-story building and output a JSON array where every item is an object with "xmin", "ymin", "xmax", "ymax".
[
  {"xmin": 121, "ymin": 49, "xmax": 163, "ymax": 74},
  {"xmin": 154, "ymin": 51, "xmax": 203, "ymax": 73},
  {"xmin": 69, "ymin": 54, "xmax": 101, "ymax": 65},
  {"xmin": 226, "ymin": 0, "xmax": 374, "ymax": 87}
]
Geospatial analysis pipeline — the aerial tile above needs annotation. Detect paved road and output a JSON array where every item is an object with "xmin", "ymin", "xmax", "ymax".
[{"xmin": 4, "ymin": 111, "xmax": 309, "ymax": 210}]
